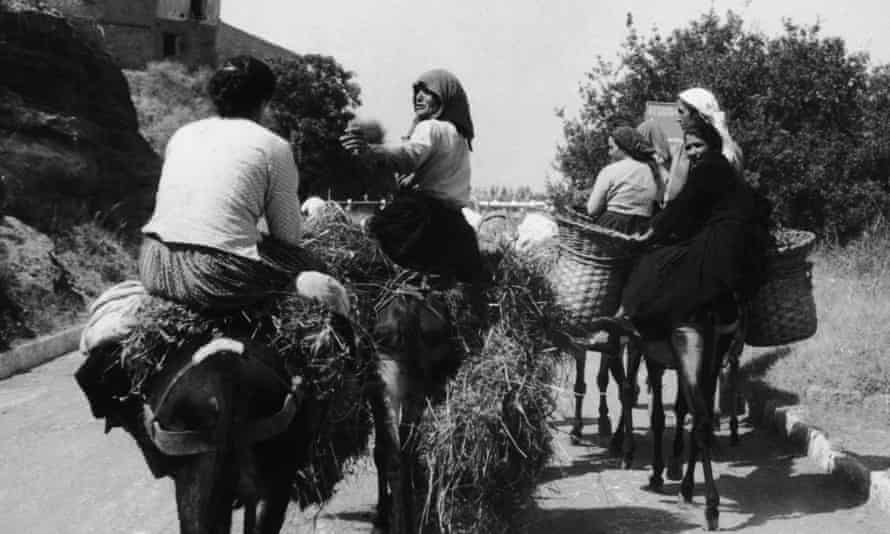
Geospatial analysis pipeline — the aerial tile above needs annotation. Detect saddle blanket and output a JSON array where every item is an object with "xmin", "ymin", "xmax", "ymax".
[{"xmin": 79, "ymin": 280, "xmax": 146, "ymax": 354}]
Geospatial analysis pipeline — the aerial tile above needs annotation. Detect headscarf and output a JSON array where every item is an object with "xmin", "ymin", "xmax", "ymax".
[
  {"xmin": 611, "ymin": 126, "xmax": 656, "ymax": 161},
  {"xmin": 678, "ymin": 87, "xmax": 743, "ymax": 172},
  {"xmin": 413, "ymin": 69, "xmax": 475, "ymax": 150},
  {"xmin": 611, "ymin": 126, "xmax": 663, "ymax": 195}
]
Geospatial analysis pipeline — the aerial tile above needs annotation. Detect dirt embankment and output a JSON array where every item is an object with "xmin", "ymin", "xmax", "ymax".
[{"xmin": 0, "ymin": 5, "xmax": 151, "ymax": 349}]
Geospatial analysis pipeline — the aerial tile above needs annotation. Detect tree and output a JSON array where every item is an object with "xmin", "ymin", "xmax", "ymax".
[
  {"xmin": 268, "ymin": 55, "xmax": 395, "ymax": 200},
  {"xmin": 557, "ymin": 10, "xmax": 890, "ymax": 240}
]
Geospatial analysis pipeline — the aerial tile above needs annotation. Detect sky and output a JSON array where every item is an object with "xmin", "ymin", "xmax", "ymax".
[{"xmin": 220, "ymin": 1, "xmax": 890, "ymax": 193}]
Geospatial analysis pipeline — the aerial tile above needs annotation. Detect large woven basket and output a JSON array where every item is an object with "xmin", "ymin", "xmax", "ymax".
[
  {"xmin": 745, "ymin": 229, "xmax": 818, "ymax": 347},
  {"xmin": 550, "ymin": 209, "xmax": 642, "ymax": 332}
]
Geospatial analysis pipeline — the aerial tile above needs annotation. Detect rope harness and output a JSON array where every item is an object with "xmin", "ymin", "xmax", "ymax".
[{"xmin": 143, "ymin": 338, "xmax": 303, "ymax": 456}]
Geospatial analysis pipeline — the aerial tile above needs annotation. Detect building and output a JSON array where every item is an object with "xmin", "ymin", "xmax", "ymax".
[{"xmin": 40, "ymin": 0, "xmax": 296, "ymax": 69}]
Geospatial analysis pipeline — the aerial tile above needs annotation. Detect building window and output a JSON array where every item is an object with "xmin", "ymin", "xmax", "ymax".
[
  {"xmin": 162, "ymin": 33, "xmax": 181, "ymax": 58},
  {"xmin": 190, "ymin": 0, "xmax": 206, "ymax": 20}
]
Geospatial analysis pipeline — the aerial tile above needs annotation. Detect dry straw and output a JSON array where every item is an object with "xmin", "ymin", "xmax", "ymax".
[{"xmin": 117, "ymin": 203, "xmax": 564, "ymax": 528}]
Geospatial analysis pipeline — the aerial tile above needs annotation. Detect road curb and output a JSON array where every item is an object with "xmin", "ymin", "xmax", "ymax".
[
  {"xmin": 0, "ymin": 325, "xmax": 82, "ymax": 380},
  {"xmin": 744, "ymin": 379, "xmax": 890, "ymax": 514}
]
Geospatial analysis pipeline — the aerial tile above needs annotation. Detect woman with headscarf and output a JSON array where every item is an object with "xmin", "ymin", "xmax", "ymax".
[
  {"xmin": 619, "ymin": 114, "xmax": 770, "ymax": 338},
  {"xmin": 586, "ymin": 126, "xmax": 663, "ymax": 235},
  {"xmin": 340, "ymin": 69, "xmax": 487, "ymax": 319},
  {"xmin": 139, "ymin": 55, "xmax": 349, "ymax": 315},
  {"xmin": 663, "ymin": 87, "xmax": 744, "ymax": 205}
]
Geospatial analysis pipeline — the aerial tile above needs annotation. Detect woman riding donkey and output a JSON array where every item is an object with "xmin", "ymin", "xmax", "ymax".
[
  {"xmin": 566, "ymin": 125, "xmax": 663, "ymax": 440},
  {"xmin": 339, "ymin": 69, "xmax": 486, "ymax": 534},
  {"xmin": 339, "ymin": 68, "xmax": 488, "ymax": 324},
  {"xmin": 77, "ymin": 56, "xmax": 358, "ymax": 534},
  {"xmin": 603, "ymin": 91, "xmax": 771, "ymax": 530},
  {"xmin": 140, "ymin": 55, "xmax": 349, "ymax": 315}
]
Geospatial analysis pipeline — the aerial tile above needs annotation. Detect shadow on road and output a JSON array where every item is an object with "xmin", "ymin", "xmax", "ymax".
[{"xmin": 521, "ymin": 504, "xmax": 699, "ymax": 533}]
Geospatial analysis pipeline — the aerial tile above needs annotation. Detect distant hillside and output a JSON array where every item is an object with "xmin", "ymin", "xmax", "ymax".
[{"xmin": 217, "ymin": 21, "xmax": 299, "ymax": 63}]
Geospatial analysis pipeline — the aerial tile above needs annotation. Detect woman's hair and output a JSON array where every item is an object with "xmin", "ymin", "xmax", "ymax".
[{"xmin": 207, "ymin": 56, "xmax": 277, "ymax": 118}]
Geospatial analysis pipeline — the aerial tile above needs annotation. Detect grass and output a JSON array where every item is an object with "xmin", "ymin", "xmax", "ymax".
[
  {"xmin": 124, "ymin": 61, "xmax": 214, "ymax": 155},
  {"xmin": 745, "ymin": 223, "xmax": 890, "ymax": 399}
]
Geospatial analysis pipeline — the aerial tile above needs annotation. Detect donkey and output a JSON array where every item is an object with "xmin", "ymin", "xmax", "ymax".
[
  {"xmin": 588, "ymin": 309, "xmax": 742, "ymax": 531},
  {"xmin": 366, "ymin": 281, "xmax": 466, "ymax": 534},
  {"xmin": 77, "ymin": 334, "xmax": 323, "ymax": 534}
]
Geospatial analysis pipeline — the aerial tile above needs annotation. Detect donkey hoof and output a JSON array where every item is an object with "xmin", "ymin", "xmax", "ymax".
[
  {"xmin": 570, "ymin": 424, "xmax": 583, "ymax": 439},
  {"xmin": 667, "ymin": 459, "xmax": 683, "ymax": 481},
  {"xmin": 608, "ymin": 435, "xmax": 624, "ymax": 456},
  {"xmin": 648, "ymin": 474, "xmax": 663, "ymax": 491},
  {"xmin": 680, "ymin": 486, "xmax": 694, "ymax": 504},
  {"xmin": 706, "ymin": 515, "xmax": 720, "ymax": 531},
  {"xmin": 598, "ymin": 417, "xmax": 612, "ymax": 437}
]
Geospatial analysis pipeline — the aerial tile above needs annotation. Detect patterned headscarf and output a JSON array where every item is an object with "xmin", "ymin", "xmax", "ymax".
[{"xmin": 414, "ymin": 69, "xmax": 475, "ymax": 150}]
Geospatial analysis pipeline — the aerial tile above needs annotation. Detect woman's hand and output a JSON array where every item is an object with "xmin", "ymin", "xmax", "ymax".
[
  {"xmin": 631, "ymin": 228, "xmax": 655, "ymax": 242},
  {"xmin": 397, "ymin": 173, "xmax": 416, "ymax": 190},
  {"xmin": 339, "ymin": 126, "xmax": 369, "ymax": 156}
]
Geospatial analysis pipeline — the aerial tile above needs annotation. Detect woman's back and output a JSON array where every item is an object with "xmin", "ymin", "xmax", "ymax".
[{"xmin": 143, "ymin": 117, "xmax": 300, "ymax": 259}]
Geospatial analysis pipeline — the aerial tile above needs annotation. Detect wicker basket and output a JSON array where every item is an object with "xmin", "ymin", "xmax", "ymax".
[
  {"xmin": 550, "ymin": 209, "xmax": 642, "ymax": 331},
  {"xmin": 745, "ymin": 229, "xmax": 818, "ymax": 347}
]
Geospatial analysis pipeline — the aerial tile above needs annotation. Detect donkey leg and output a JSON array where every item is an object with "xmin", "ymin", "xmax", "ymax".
[
  {"xmin": 668, "ymin": 390, "xmax": 687, "ymax": 481},
  {"xmin": 728, "ymin": 350, "xmax": 740, "ymax": 446},
  {"xmin": 674, "ymin": 322, "xmax": 721, "ymax": 529},
  {"xmin": 647, "ymin": 362, "xmax": 666, "ymax": 490},
  {"xmin": 596, "ymin": 350, "xmax": 612, "ymax": 437},
  {"xmin": 571, "ymin": 348, "xmax": 587, "ymax": 441},
  {"xmin": 609, "ymin": 345, "xmax": 633, "ymax": 466},
  {"xmin": 399, "ymin": 400, "xmax": 426, "ymax": 534},
  {"xmin": 671, "ymin": 324, "xmax": 707, "ymax": 506},
  {"xmin": 370, "ymin": 389, "xmax": 393, "ymax": 532},
  {"xmin": 374, "ymin": 359, "xmax": 410, "ymax": 534}
]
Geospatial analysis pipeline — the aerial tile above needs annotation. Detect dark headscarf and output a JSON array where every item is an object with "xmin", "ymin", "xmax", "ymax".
[
  {"xmin": 611, "ymin": 126, "xmax": 656, "ymax": 162},
  {"xmin": 611, "ymin": 126, "xmax": 662, "ymax": 190},
  {"xmin": 414, "ymin": 69, "xmax": 475, "ymax": 150}
]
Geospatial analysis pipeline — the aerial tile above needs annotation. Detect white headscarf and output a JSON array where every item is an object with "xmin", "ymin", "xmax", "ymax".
[{"xmin": 678, "ymin": 88, "xmax": 743, "ymax": 172}]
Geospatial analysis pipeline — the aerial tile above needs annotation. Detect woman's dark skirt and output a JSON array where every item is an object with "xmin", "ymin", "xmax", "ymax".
[
  {"xmin": 594, "ymin": 210, "xmax": 651, "ymax": 235},
  {"xmin": 367, "ymin": 191, "xmax": 484, "ymax": 284}
]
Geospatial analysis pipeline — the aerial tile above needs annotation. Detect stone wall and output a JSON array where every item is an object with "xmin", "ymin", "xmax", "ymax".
[
  {"xmin": 157, "ymin": 18, "xmax": 218, "ymax": 67},
  {"xmin": 101, "ymin": 23, "xmax": 156, "ymax": 69}
]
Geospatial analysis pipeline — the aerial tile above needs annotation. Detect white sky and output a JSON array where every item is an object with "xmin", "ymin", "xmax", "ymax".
[{"xmin": 221, "ymin": 1, "xmax": 890, "ymax": 192}]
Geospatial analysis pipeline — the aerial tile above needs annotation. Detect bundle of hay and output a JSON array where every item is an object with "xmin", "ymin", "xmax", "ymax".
[
  {"xmin": 118, "ymin": 293, "xmax": 376, "ymax": 507},
  {"xmin": 302, "ymin": 201, "xmax": 399, "ymax": 326},
  {"xmin": 304, "ymin": 210, "xmax": 563, "ymax": 531},
  {"xmin": 415, "ymin": 245, "xmax": 566, "ymax": 533}
]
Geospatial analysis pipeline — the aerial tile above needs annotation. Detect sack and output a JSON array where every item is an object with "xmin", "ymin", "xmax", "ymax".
[{"xmin": 79, "ymin": 280, "xmax": 146, "ymax": 353}]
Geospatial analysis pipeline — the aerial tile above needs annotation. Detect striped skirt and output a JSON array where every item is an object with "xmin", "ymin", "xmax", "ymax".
[{"xmin": 138, "ymin": 234, "xmax": 325, "ymax": 312}]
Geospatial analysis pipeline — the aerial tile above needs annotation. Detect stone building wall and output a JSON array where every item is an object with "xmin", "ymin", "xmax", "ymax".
[{"xmin": 27, "ymin": 0, "xmax": 296, "ymax": 69}]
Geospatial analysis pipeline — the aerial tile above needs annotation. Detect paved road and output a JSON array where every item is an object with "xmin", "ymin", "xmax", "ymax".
[{"xmin": 1, "ymin": 352, "xmax": 886, "ymax": 533}]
